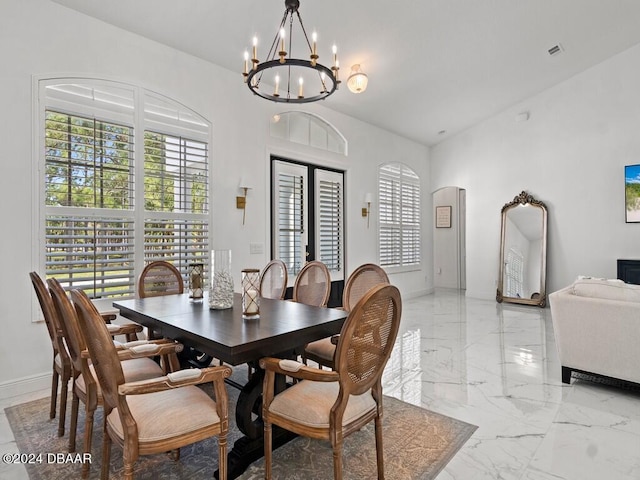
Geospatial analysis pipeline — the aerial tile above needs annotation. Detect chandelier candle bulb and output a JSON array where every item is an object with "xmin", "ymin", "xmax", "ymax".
[
  {"xmin": 298, "ymin": 77, "xmax": 304, "ymax": 98},
  {"xmin": 252, "ymin": 36, "xmax": 258, "ymax": 63},
  {"xmin": 243, "ymin": 51, "xmax": 249, "ymax": 78},
  {"xmin": 279, "ymin": 28, "xmax": 286, "ymax": 63},
  {"xmin": 274, "ymin": 74, "xmax": 280, "ymax": 96},
  {"xmin": 311, "ymin": 31, "xmax": 318, "ymax": 66}
]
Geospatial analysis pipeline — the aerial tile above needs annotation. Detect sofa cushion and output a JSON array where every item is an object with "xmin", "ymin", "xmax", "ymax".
[{"xmin": 572, "ymin": 276, "xmax": 640, "ymax": 302}]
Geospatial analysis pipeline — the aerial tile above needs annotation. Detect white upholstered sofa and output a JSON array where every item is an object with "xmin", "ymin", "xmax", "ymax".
[{"xmin": 549, "ymin": 277, "xmax": 640, "ymax": 385}]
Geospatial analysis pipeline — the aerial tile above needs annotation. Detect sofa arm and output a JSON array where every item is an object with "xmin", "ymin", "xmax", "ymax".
[{"xmin": 549, "ymin": 289, "xmax": 640, "ymax": 384}]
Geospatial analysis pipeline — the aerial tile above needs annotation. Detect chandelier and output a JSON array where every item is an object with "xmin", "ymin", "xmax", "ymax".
[{"xmin": 243, "ymin": 0, "xmax": 340, "ymax": 103}]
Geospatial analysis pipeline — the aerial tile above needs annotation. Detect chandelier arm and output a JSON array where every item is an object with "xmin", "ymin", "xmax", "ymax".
[
  {"xmin": 294, "ymin": 11, "xmax": 313, "ymax": 53},
  {"xmin": 286, "ymin": 13, "xmax": 294, "ymax": 99},
  {"xmin": 257, "ymin": 9, "xmax": 290, "ymax": 89},
  {"xmin": 266, "ymin": 10, "xmax": 289, "ymax": 61}
]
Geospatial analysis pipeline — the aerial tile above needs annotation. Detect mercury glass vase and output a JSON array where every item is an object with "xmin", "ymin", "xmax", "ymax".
[{"xmin": 209, "ymin": 250, "xmax": 234, "ymax": 309}]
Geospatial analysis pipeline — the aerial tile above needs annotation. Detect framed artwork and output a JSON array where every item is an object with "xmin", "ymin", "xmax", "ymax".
[
  {"xmin": 435, "ymin": 205, "xmax": 452, "ymax": 228},
  {"xmin": 625, "ymin": 164, "xmax": 640, "ymax": 223}
]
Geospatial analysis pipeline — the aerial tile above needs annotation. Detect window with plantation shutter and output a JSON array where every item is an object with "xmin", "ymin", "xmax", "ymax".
[
  {"xmin": 316, "ymin": 170, "xmax": 343, "ymax": 276},
  {"xmin": 44, "ymin": 110, "xmax": 136, "ymax": 296},
  {"xmin": 273, "ymin": 161, "xmax": 307, "ymax": 276},
  {"xmin": 143, "ymin": 132, "xmax": 209, "ymax": 272},
  {"xmin": 39, "ymin": 79, "xmax": 211, "ymax": 300},
  {"xmin": 378, "ymin": 163, "xmax": 421, "ymax": 269}
]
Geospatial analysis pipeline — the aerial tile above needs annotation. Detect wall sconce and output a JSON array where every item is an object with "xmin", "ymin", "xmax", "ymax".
[
  {"xmin": 236, "ymin": 179, "xmax": 252, "ymax": 225},
  {"xmin": 362, "ymin": 193, "xmax": 373, "ymax": 228}
]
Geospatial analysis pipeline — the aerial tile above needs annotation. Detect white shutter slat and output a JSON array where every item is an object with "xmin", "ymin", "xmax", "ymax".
[
  {"xmin": 378, "ymin": 163, "xmax": 421, "ymax": 269},
  {"xmin": 317, "ymin": 176, "xmax": 342, "ymax": 272}
]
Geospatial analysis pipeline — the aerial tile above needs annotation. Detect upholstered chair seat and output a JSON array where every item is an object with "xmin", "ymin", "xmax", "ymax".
[
  {"xmin": 302, "ymin": 337, "xmax": 337, "ymax": 367},
  {"xmin": 107, "ymin": 386, "xmax": 221, "ymax": 444},
  {"xmin": 268, "ymin": 381, "xmax": 376, "ymax": 429}
]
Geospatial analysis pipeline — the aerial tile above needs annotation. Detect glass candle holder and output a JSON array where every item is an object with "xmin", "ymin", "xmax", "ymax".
[
  {"xmin": 241, "ymin": 268, "xmax": 260, "ymax": 319},
  {"xmin": 209, "ymin": 250, "xmax": 234, "ymax": 309},
  {"xmin": 188, "ymin": 262, "xmax": 204, "ymax": 300}
]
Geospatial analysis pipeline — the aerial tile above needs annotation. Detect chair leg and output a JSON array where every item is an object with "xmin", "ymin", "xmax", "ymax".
[
  {"xmin": 69, "ymin": 392, "xmax": 80, "ymax": 452},
  {"xmin": 82, "ymin": 406, "xmax": 95, "ymax": 479},
  {"xmin": 123, "ymin": 462, "xmax": 135, "ymax": 480},
  {"xmin": 374, "ymin": 415, "xmax": 385, "ymax": 479},
  {"xmin": 123, "ymin": 448, "xmax": 136, "ymax": 480},
  {"xmin": 218, "ymin": 433, "xmax": 228, "ymax": 480},
  {"xmin": 168, "ymin": 449, "xmax": 180, "ymax": 461},
  {"xmin": 58, "ymin": 375, "xmax": 69, "ymax": 437},
  {"xmin": 101, "ymin": 418, "xmax": 111, "ymax": 480},
  {"xmin": 332, "ymin": 442, "xmax": 343, "ymax": 480},
  {"xmin": 50, "ymin": 368, "xmax": 59, "ymax": 420},
  {"xmin": 264, "ymin": 421, "xmax": 272, "ymax": 480}
]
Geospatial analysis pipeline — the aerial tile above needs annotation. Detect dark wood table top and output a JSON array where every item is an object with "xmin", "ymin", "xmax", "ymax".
[{"xmin": 113, "ymin": 293, "xmax": 348, "ymax": 365}]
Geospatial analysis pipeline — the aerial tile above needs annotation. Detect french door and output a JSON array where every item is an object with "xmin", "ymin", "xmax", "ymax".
[{"xmin": 271, "ymin": 158, "xmax": 344, "ymax": 303}]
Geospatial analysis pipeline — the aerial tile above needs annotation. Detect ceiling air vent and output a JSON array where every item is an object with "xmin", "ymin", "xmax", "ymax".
[{"xmin": 548, "ymin": 44, "xmax": 564, "ymax": 56}]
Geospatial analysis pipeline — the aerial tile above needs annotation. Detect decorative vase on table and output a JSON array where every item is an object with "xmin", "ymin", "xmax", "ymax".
[
  {"xmin": 241, "ymin": 268, "xmax": 260, "ymax": 319},
  {"xmin": 209, "ymin": 250, "xmax": 234, "ymax": 309},
  {"xmin": 188, "ymin": 262, "xmax": 204, "ymax": 301}
]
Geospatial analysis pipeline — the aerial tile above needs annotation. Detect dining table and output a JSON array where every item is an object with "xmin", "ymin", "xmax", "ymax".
[{"xmin": 113, "ymin": 292, "xmax": 348, "ymax": 479}]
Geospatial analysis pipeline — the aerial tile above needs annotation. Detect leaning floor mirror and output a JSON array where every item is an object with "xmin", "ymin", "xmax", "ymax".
[{"xmin": 496, "ymin": 191, "xmax": 548, "ymax": 307}]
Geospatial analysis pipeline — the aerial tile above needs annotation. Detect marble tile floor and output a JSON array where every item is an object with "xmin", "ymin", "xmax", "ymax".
[{"xmin": 2, "ymin": 289, "xmax": 639, "ymax": 479}]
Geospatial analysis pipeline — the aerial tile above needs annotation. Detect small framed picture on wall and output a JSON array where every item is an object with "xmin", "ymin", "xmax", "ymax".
[{"xmin": 435, "ymin": 205, "xmax": 452, "ymax": 228}]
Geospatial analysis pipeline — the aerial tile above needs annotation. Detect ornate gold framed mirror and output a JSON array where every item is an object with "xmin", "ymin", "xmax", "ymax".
[{"xmin": 496, "ymin": 191, "xmax": 548, "ymax": 307}]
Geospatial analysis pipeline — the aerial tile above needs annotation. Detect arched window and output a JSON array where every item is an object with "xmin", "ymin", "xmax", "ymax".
[
  {"xmin": 37, "ymin": 78, "xmax": 211, "ymax": 297},
  {"xmin": 269, "ymin": 111, "xmax": 347, "ymax": 155},
  {"xmin": 378, "ymin": 163, "xmax": 421, "ymax": 269}
]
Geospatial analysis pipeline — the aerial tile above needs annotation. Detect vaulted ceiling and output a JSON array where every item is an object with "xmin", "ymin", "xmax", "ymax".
[{"xmin": 52, "ymin": 0, "xmax": 640, "ymax": 146}]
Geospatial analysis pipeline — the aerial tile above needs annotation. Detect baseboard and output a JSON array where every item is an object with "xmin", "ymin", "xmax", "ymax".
[
  {"xmin": 0, "ymin": 372, "xmax": 51, "ymax": 401},
  {"xmin": 402, "ymin": 287, "xmax": 434, "ymax": 299},
  {"xmin": 464, "ymin": 289, "xmax": 496, "ymax": 301}
]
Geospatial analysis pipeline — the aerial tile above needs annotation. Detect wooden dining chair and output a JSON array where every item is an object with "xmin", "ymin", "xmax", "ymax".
[
  {"xmin": 303, "ymin": 263, "xmax": 390, "ymax": 370},
  {"xmin": 137, "ymin": 260, "xmax": 212, "ymax": 368},
  {"xmin": 259, "ymin": 259, "xmax": 288, "ymax": 300},
  {"xmin": 48, "ymin": 278, "xmax": 182, "ymax": 478},
  {"xmin": 71, "ymin": 288, "xmax": 232, "ymax": 480},
  {"xmin": 292, "ymin": 260, "xmax": 331, "ymax": 307},
  {"xmin": 260, "ymin": 283, "xmax": 402, "ymax": 480},
  {"xmin": 29, "ymin": 272, "xmax": 72, "ymax": 438},
  {"xmin": 137, "ymin": 260, "xmax": 184, "ymax": 298}
]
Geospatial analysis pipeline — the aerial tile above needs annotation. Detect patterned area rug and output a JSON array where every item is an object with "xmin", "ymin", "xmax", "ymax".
[{"xmin": 6, "ymin": 376, "xmax": 476, "ymax": 480}]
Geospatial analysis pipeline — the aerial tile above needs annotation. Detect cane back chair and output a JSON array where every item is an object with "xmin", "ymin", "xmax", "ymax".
[
  {"xmin": 261, "ymin": 283, "xmax": 402, "ymax": 480},
  {"xmin": 71, "ymin": 288, "xmax": 232, "ymax": 480},
  {"xmin": 48, "ymin": 278, "xmax": 180, "ymax": 478},
  {"xmin": 259, "ymin": 259, "xmax": 288, "ymax": 300},
  {"xmin": 303, "ymin": 263, "xmax": 389, "ymax": 369}
]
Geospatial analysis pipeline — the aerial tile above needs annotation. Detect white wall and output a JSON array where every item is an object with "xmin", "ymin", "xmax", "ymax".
[
  {"xmin": 0, "ymin": 0, "xmax": 430, "ymax": 394},
  {"xmin": 433, "ymin": 186, "xmax": 463, "ymax": 289},
  {"xmin": 431, "ymin": 41, "xmax": 640, "ymax": 300}
]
